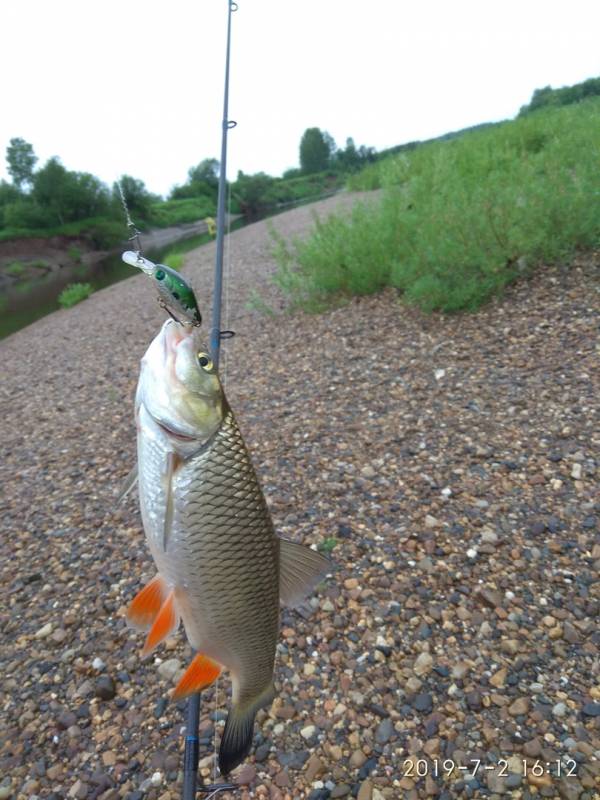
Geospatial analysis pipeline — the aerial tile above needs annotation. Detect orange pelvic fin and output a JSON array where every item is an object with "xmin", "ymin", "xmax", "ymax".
[
  {"xmin": 141, "ymin": 591, "xmax": 180, "ymax": 657},
  {"xmin": 172, "ymin": 654, "xmax": 222, "ymax": 700},
  {"xmin": 126, "ymin": 574, "xmax": 167, "ymax": 631}
]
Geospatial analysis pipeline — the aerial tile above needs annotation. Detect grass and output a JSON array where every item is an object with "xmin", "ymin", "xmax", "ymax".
[
  {"xmin": 148, "ymin": 197, "xmax": 216, "ymax": 228},
  {"xmin": 4, "ymin": 261, "xmax": 26, "ymax": 276},
  {"xmin": 276, "ymin": 98, "xmax": 600, "ymax": 313},
  {"xmin": 163, "ymin": 252, "xmax": 184, "ymax": 271},
  {"xmin": 317, "ymin": 537, "xmax": 338, "ymax": 554},
  {"xmin": 58, "ymin": 282, "xmax": 94, "ymax": 308}
]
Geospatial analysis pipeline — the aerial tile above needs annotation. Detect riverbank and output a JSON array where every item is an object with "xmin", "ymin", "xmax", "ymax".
[
  {"xmin": 0, "ymin": 215, "xmax": 239, "ymax": 339},
  {"xmin": 1, "ymin": 192, "xmax": 598, "ymax": 799}
]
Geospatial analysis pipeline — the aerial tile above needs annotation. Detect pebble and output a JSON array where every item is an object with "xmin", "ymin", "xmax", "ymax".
[
  {"xmin": 552, "ymin": 702, "xmax": 567, "ymax": 717},
  {"xmin": 157, "ymin": 659, "xmax": 182, "ymax": 680},
  {"xmin": 508, "ymin": 697, "xmax": 529, "ymax": 716},
  {"xmin": 330, "ymin": 785, "xmax": 351, "ymax": 798},
  {"xmin": 3, "ymin": 213, "xmax": 600, "ymax": 800},
  {"xmin": 375, "ymin": 718, "xmax": 394, "ymax": 744},
  {"xmin": 300, "ymin": 725, "xmax": 317, "ymax": 740},
  {"xmin": 413, "ymin": 693, "xmax": 433, "ymax": 713},
  {"xmin": 582, "ymin": 702, "xmax": 600, "ymax": 717},
  {"xmin": 413, "ymin": 652, "xmax": 433, "ymax": 676},
  {"xmin": 357, "ymin": 781, "xmax": 372, "ymax": 800},
  {"xmin": 35, "ymin": 622, "xmax": 53, "ymax": 638},
  {"xmin": 95, "ymin": 676, "xmax": 117, "ymax": 700}
]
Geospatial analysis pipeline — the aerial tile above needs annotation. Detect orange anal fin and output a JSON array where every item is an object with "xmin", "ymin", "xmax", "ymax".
[
  {"xmin": 126, "ymin": 575, "xmax": 167, "ymax": 631},
  {"xmin": 141, "ymin": 591, "xmax": 179, "ymax": 657},
  {"xmin": 172, "ymin": 654, "xmax": 222, "ymax": 700}
]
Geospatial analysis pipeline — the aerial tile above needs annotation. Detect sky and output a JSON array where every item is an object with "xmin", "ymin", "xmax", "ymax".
[{"xmin": 2, "ymin": 0, "xmax": 599, "ymax": 198}]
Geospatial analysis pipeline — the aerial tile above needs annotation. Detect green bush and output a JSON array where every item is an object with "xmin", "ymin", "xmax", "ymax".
[
  {"xmin": 162, "ymin": 252, "xmax": 183, "ymax": 271},
  {"xmin": 274, "ymin": 98, "xmax": 600, "ymax": 313},
  {"xmin": 58, "ymin": 282, "xmax": 94, "ymax": 308},
  {"xmin": 148, "ymin": 197, "xmax": 216, "ymax": 227},
  {"xmin": 5, "ymin": 261, "xmax": 26, "ymax": 276}
]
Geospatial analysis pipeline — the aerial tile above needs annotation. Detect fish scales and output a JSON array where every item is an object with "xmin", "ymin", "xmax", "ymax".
[
  {"xmin": 139, "ymin": 408, "xmax": 279, "ymax": 702},
  {"xmin": 128, "ymin": 320, "xmax": 330, "ymax": 773}
]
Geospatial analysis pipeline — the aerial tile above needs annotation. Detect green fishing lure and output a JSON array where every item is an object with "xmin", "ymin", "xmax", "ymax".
[{"xmin": 122, "ymin": 251, "xmax": 202, "ymax": 326}]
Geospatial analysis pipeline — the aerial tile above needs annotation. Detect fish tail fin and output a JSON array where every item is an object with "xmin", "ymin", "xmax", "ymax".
[{"xmin": 218, "ymin": 683, "xmax": 276, "ymax": 775}]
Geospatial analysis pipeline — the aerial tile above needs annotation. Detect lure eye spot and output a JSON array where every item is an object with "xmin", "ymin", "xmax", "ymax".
[{"xmin": 155, "ymin": 269, "xmax": 165, "ymax": 281}]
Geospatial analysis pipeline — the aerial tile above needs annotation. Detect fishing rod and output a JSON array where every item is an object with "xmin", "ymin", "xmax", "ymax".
[{"xmin": 183, "ymin": 2, "xmax": 238, "ymax": 798}]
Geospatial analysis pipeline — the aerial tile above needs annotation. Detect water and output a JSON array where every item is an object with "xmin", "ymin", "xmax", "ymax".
[{"xmin": 0, "ymin": 228, "xmax": 220, "ymax": 340}]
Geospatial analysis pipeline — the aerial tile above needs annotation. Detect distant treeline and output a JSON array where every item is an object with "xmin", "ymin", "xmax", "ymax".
[
  {"xmin": 519, "ymin": 76, "xmax": 600, "ymax": 115},
  {"xmin": 0, "ymin": 129, "xmax": 375, "ymax": 246}
]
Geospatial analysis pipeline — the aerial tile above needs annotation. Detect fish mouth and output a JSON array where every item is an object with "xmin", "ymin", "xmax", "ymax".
[{"xmin": 162, "ymin": 319, "xmax": 194, "ymax": 360}]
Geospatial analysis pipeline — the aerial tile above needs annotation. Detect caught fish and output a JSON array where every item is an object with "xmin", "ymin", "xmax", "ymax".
[
  {"xmin": 122, "ymin": 251, "xmax": 202, "ymax": 326},
  {"xmin": 127, "ymin": 320, "xmax": 329, "ymax": 774}
]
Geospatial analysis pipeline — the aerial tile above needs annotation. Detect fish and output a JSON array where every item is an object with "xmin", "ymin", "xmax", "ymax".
[
  {"xmin": 122, "ymin": 251, "xmax": 202, "ymax": 326},
  {"xmin": 127, "ymin": 319, "xmax": 330, "ymax": 774}
]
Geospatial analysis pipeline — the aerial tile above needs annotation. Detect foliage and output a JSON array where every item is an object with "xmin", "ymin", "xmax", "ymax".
[
  {"xmin": 333, "ymin": 138, "xmax": 376, "ymax": 173},
  {"xmin": 232, "ymin": 171, "xmax": 277, "ymax": 218},
  {"xmin": 32, "ymin": 157, "xmax": 111, "ymax": 225},
  {"xmin": 3, "ymin": 199, "xmax": 56, "ymax": 229},
  {"xmin": 162, "ymin": 251, "xmax": 184, "ymax": 270},
  {"xmin": 83, "ymin": 219, "xmax": 125, "ymax": 249},
  {"xmin": 520, "ymin": 76, "xmax": 600, "ymax": 115},
  {"xmin": 232, "ymin": 169, "xmax": 343, "ymax": 220},
  {"xmin": 67, "ymin": 244, "xmax": 82, "ymax": 262},
  {"xmin": 58, "ymin": 282, "xmax": 94, "ymax": 308},
  {"xmin": 299, "ymin": 128, "xmax": 335, "ymax": 174},
  {"xmin": 6, "ymin": 138, "xmax": 37, "ymax": 189},
  {"xmin": 113, "ymin": 175, "xmax": 158, "ymax": 222},
  {"xmin": 170, "ymin": 159, "xmax": 220, "ymax": 201},
  {"xmin": 5, "ymin": 261, "xmax": 26, "ymax": 276},
  {"xmin": 148, "ymin": 197, "xmax": 216, "ymax": 227},
  {"xmin": 188, "ymin": 158, "xmax": 219, "ymax": 189},
  {"xmin": 317, "ymin": 537, "xmax": 338, "ymax": 554},
  {"xmin": 274, "ymin": 98, "xmax": 600, "ymax": 313}
]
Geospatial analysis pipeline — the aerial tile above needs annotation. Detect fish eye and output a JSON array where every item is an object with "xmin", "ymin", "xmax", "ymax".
[
  {"xmin": 155, "ymin": 269, "xmax": 165, "ymax": 280},
  {"xmin": 197, "ymin": 352, "xmax": 213, "ymax": 371}
]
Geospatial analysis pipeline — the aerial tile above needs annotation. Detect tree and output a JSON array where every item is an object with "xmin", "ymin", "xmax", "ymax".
[
  {"xmin": 32, "ymin": 157, "xmax": 110, "ymax": 225},
  {"xmin": 299, "ymin": 128, "xmax": 335, "ymax": 174},
  {"xmin": 113, "ymin": 175, "xmax": 157, "ymax": 221},
  {"xmin": 188, "ymin": 158, "xmax": 220, "ymax": 189},
  {"xmin": 232, "ymin": 170, "xmax": 276, "ymax": 219},
  {"xmin": 6, "ymin": 138, "xmax": 38, "ymax": 189},
  {"xmin": 170, "ymin": 158, "xmax": 220, "ymax": 200}
]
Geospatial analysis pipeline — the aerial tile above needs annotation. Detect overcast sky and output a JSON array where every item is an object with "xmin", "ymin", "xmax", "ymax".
[{"xmin": 2, "ymin": 0, "xmax": 599, "ymax": 198}]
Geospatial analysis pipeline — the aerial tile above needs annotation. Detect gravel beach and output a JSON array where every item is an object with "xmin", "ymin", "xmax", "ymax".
[{"xmin": 1, "ymin": 192, "xmax": 599, "ymax": 800}]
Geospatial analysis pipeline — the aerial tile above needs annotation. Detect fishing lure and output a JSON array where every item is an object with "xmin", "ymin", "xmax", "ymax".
[{"xmin": 122, "ymin": 251, "xmax": 202, "ymax": 326}]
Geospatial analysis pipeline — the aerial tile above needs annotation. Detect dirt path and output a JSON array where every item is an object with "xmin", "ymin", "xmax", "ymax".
[{"xmin": 1, "ymin": 193, "xmax": 599, "ymax": 800}]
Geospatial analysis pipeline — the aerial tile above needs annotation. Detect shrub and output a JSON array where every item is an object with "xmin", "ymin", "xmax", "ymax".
[
  {"xmin": 5, "ymin": 261, "xmax": 26, "ymax": 276},
  {"xmin": 274, "ymin": 98, "xmax": 600, "ymax": 313},
  {"xmin": 58, "ymin": 282, "xmax": 94, "ymax": 308},
  {"xmin": 163, "ymin": 252, "xmax": 183, "ymax": 271}
]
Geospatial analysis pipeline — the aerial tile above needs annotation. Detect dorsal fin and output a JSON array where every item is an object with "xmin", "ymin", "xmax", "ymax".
[{"xmin": 279, "ymin": 538, "xmax": 330, "ymax": 607}]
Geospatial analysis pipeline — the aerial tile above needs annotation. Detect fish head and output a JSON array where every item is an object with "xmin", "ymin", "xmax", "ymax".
[{"xmin": 138, "ymin": 320, "xmax": 225, "ymax": 446}]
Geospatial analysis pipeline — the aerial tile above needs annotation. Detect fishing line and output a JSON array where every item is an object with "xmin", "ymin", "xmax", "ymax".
[{"xmin": 221, "ymin": 180, "xmax": 234, "ymax": 387}]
